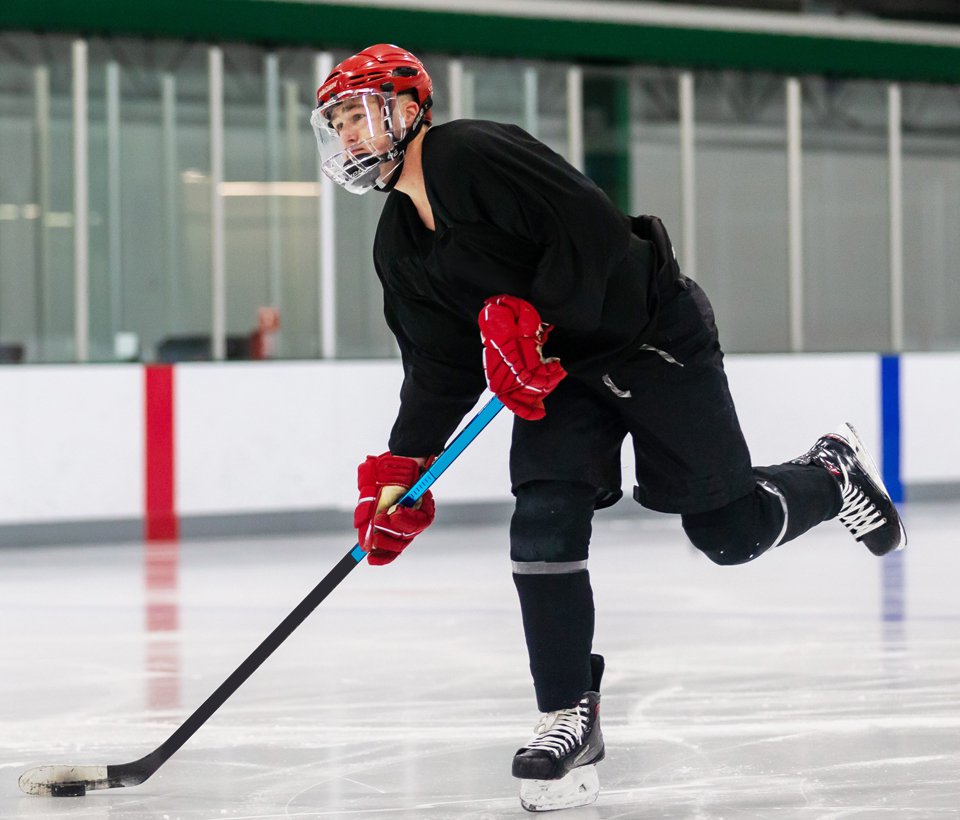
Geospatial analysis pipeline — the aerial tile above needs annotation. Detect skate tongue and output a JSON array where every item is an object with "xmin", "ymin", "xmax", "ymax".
[
  {"xmin": 533, "ymin": 705, "xmax": 580, "ymax": 735},
  {"xmin": 533, "ymin": 712, "xmax": 560, "ymax": 734}
]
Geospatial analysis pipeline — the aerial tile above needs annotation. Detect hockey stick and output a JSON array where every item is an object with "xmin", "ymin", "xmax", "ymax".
[{"xmin": 19, "ymin": 396, "xmax": 505, "ymax": 797}]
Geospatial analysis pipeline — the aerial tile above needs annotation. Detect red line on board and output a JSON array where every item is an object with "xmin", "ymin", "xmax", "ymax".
[{"xmin": 144, "ymin": 365, "xmax": 179, "ymax": 541}]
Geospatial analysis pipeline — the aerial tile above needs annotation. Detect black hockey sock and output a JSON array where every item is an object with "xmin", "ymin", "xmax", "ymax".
[
  {"xmin": 754, "ymin": 462, "xmax": 843, "ymax": 544},
  {"xmin": 513, "ymin": 570, "xmax": 595, "ymax": 712},
  {"xmin": 510, "ymin": 480, "xmax": 597, "ymax": 713}
]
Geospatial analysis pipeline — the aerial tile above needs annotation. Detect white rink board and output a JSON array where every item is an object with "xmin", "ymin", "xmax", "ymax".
[
  {"xmin": 167, "ymin": 355, "xmax": 884, "ymax": 515},
  {"xmin": 175, "ymin": 361, "xmax": 512, "ymax": 513},
  {"xmin": 902, "ymin": 352, "xmax": 960, "ymax": 483},
  {"xmin": 724, "ymin": 354, "xmax": 880, "ymax": 467},
  {"xmin": 0, "ymin": 353, "xmax": 953, "ymax": 526},
  {"xmin": 176, "ymin": 361, "xmax": 348, "ymax": 514},
  {"xmin": 0, "ymin": 365, "xmax": 142, "ymax": 523}
]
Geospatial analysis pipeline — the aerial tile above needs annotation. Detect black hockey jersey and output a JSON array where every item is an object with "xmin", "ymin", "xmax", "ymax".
[{"xmin": 373, "ymin": 119, "xmax": 665, "ymax": 456}]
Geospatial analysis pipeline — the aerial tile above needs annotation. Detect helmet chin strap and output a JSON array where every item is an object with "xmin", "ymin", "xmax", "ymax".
[
  {"xmin": 373, "ymin": 96, "xmax": 432, "ymax": 194},
  {"xmin": 374, "ymin": 158, "xmax": 405, "ymax": 193}
]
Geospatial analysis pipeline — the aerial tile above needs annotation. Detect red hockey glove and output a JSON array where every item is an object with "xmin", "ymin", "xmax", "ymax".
[
  {"xmin": 354, "ymin": 452, "xmax": 436, "ymax": 566},
  {"xmin": 478, "ymin": 295, "xmax": 567, "ymax": 421}
]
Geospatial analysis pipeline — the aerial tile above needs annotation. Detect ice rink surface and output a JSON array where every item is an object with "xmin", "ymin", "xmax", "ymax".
[{"xmin": 2, "ymin": 501, "xmax": 958, "ymax": 820}]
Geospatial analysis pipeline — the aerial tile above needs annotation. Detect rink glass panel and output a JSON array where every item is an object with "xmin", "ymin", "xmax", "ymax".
[
  {"xmin": 800, "ymin": 78, "xmax": 891, "ymax": 353},
  {"xmin": 82, "ymin": 39, "xmax": 212, "ymax": 363},
  {"xmin": 220, "ymin": 44, "xmax": 323, "ymax": 360},
  {"xmin": 628, "ymin": 68, "xmax": 684, "ymax": 267},
  {"xmin": 1, "ymin": 34, "xmax": 958, "ymax": 361},
  {"xmin": 901, "ymin": 82, "xmax": 960, "ymax": 352},
  {"xmin": 684, "ymin": 69, "xmax": 791, "ymax": 354},
  {"xmin": 0, "ymin": 34, "xmax": 76, "ymax": 362}
]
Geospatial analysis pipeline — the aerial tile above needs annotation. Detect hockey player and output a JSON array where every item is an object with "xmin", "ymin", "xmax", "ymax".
[{"xmin": 312, "ymin": 45, "xmax": 907, "ymax": 812}]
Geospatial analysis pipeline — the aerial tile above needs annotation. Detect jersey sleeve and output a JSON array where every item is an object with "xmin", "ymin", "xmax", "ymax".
[
  {"xmin": 428, "ymin": 123, "xmax": 636, "ymax": 336},
  {"xmin": 380, "ymin": 284, "xmax": 487, "ymax": 458}
]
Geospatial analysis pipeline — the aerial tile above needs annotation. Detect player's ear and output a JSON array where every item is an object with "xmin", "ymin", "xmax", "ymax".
[{"xmin": 400, "ymin": 97, "xmax": 421, "ymax": 129}]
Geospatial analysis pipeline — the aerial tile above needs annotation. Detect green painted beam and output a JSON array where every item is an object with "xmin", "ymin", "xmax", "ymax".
[
  {"xmin": 584, "ymin": 76, "xmax": 632, "ymax": 212},
  {"xmin": 2, "ymin": 0, "xmax": 959, "ymax": 84}
]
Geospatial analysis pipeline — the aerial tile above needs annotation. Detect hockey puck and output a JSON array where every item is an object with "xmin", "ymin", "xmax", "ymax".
[{"xmin": 51, "ymin": 783, "xmax": 86, "ymax": 797}]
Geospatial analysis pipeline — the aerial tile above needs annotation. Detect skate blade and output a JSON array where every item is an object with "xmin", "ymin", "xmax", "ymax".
[
  {"xmin": 519, "ymin": 764, "xmax": 599, "ymax": 812},
  {"xmin": 836, "ymin": 423, "xmax": 885, "ymax": 491}
]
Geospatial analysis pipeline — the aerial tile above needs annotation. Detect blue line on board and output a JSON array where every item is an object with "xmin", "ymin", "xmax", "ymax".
[{"xmin": 880, "ymin": 355, "xmax": 903, "ymax": 504}]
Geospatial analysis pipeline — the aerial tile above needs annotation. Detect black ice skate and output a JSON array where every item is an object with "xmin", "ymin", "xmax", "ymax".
[
  {"xmin": 793, "ymin": 422, "xmax": 907, "ymax": 556},
  {"xmin": 512, "ymin": 657, "xmax": 605, "ymax": 812}
]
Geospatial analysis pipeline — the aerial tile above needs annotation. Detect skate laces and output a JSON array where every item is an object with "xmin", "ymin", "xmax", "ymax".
[
  {"xmin": 802, "ymin": 437, "xmax": 887, "ymax": 540},
  {"xmin": 837, "ymin": 478, "xmax": 886, "ymax": 538},
  {"xmin": 524, "ymin": 700, "xmax": 589, "ymax": 759}
]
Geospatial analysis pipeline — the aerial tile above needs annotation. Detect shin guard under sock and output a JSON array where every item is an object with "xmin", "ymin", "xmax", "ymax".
[{"xmin": 512, "ymin": 570, "xmax": 595, "ymax": 713}]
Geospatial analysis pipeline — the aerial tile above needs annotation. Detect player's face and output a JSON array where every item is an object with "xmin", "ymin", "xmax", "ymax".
[
  {"xmin": 327, "ymin": 95, "xmax": 392, "ymax": 155},
  {"xmin": 311, "ymin": 90, "xmax": 407, "ymax": 194}
]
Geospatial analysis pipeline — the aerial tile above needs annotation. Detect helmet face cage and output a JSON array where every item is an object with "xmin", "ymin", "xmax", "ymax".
[{"xmin": 311, "ymin": 89, "xmax": 406, "ymax": 195}]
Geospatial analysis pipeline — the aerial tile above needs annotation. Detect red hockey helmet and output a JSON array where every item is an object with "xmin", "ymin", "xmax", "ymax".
[
  {"xmin": 312, "ymin": 45, "xmax": 433, "ymax": 194},
  {"xmin": 316, "ymin": 44, "xmax": 432, "ymax": 122}
]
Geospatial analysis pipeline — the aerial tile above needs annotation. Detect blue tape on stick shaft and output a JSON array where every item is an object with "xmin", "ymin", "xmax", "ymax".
[
  {"xmin": 350, "ymin": 544, "xmax": 366, "ymax": 563},
  {"xmin": 353, "ymin": 397, "xmax": 504, "ymax": 563},
  {"xmin": 401, "ymin": 397, "xmax": 505, "ymax": 505}
]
